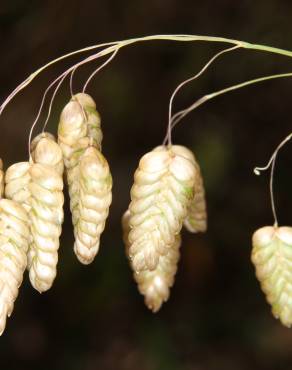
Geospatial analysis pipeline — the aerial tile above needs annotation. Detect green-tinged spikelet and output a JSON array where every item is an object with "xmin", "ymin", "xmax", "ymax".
[
  {"xmin": 154, "ymin": 145, "xmax": 207, "ymax": 233},
  {"xmin": 252, "ymin": 226, "xmax": 292, "ymax": 327},
  {"xmin": 128, "ymin": 145, "xmax": 196, "ymax": 272},
  {"xmin": 122, "ymin": 210, "xmax": 181, "ymax": 312},
  {"xmin": 57, "ymin": 93, "xmax": 102, "ymax": 170},
  {"xmin": 58, "ymin": 93, "xmax": 112, "ymax": 264},
  {"xmin": 31, "ymin": 132, "xmax": 64, "ymax": 176},
  {"xmin": 72, "ymin": 146, "xmax": 112, "ymax": 264}
]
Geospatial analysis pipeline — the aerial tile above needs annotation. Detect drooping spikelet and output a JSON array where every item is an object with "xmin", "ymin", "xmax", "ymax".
[
  {"xmin": 28, "ymin": 163, "xmax": 64, "ymax": 292},
  {"xmin": 58, "ymin": 93, "xmax": 102, "ymax": 170},
  {"xmin": 58, "ymin": 93, "xmax": 112, "ymax": 264},
  {"xmin": 252, "ymin": 226, "xmax": 292, "ymax": 327},
  {"xmin": 135, "ymin": 235, "xmax": 181, "ymax": 312},
  {"xmin": 122, "ymin": 210, "xmax": 181, "ymax": 312},
  {"xmin": 154, "ymin": 145, "xmax": 207, "ymax": 233},
  {"xmin": 0, "ymin": 199, "xmax": 29, "ymax": 334},
  {"xmin": 72, "ymin": 146, "xmax": 112, "ymax": 264},
  {"xmin": 128, "ymin": 145, "xmax": 196, "ymax": 272},
  {"xmin": 30, "ymin": 131, "xmax": 56, "ymax": 151},
  {"xmin": 5, "ymin": 162, "xmax": 31, "ymax": 212},
  {"xmin": 31, "ymin": 132, "xmax": 64, "ymax": 176},
  {"xmin": 5, "ymin": 136, "xmax": 64, "ymax": 292}
]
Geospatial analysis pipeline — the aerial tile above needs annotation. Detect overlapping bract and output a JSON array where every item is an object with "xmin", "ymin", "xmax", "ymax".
[
  {"xmin": 5, "ymin": 133, "xmax": 64, "ymax": 292},
  {"xmin": 123, "ymin": 144, "xmax": 207, "ymax": 312},
  {"xmin": 58, "ymin": 93, "xmax": 112, "ymax": 264},
  {"xmin": 58, "ymin": 93, "xmax": 102, "ymax": 170},
  {"xmin": 31, "ymin": 132, "xmax": 64, "ymax": 176},
  {"xmin": 136, "ymin": 236, "xmax": 181, "ymax": 312},
  {"xmin": 154, "ymin": 145, "xmax": 207, "ymax": 233},
  {"xmin": 27, "ymin": 163, "xmax": 64, "ymax": 292},
  {"xmin": 0, "ymin": 88, "xmax": 210, "ymax": 329},
  {"xmin": 123, "ymin": 210, "xmax": 181, "ymax": 312},
  {"xmin": 0, "ymin": 199, "xmax": 29, "ymax": 334},
  {"xmin": 73, "ymin": 147, "xmax": 112, "ymax": 264},
  {"xmin": 252, "ymin": 226, "xmax": 292, "ymax": 327},
  {"xmin": 128, "ymin": 145, "xmax": 197, "ymax": 272},
  {"xmin": 5, "ymin": 162, "xmax": 31, "ymax": 212}
]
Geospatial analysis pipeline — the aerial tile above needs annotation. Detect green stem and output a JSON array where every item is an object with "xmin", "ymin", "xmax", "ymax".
[
  {"xmin": 208, "ymin": 72, "xmax": 292, "ymax": 99},
  {"xmin": 26, "ymin": 35, "xmax": 292, "ymax": 80},
  {"xmin": 2, "ymin": 34, "xmax": 292, "ymax": 114},
  {"xmin": 171, "ymin": 72, "xmax": 292, "ymax": 128}
]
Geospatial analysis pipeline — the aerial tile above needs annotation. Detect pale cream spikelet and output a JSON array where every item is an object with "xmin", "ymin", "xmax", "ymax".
[
  {"xmin": 28, "ymin": 163, "xmax": 64, "ymax": 292},
  {"xmin": 128, "ymin": 145, "xmax": 196, "ymax": 272},
  {"xmin": 0, "ymin": 199, "xmax": 29, "ymax": 335},
  {"xmin": 5, "ymin": 156, "xmax": 64, "ymax": 292},
  {"xmin": 30, "ymin": 132, "xmax": 55, "ymax": 156},
  {"xmin": 154, "ymin": 145, "xmax": 207, "ymax": 233},
  {"xmin": 122, "ymin": 210, "xmax": 181, "ymax": 312},
  {"xmin": 58, "ymin": 93, "xmax": 109, "ymax": 264},
  {"xmin": 5, "ymin": 162, "xmax": 31, "ymax": 212},
  {"xmin": 5, "ymin": 162, "xmax": 34, "ymax": 272},
  {"xmin": 31, "ymin": 132, "xmax": 64, "ymax": 176},
  {"xmin": 58, "ymin": 92, "xmax": 102, "ymax": 170},
  {"xmin": 0, "ymin": 159, "xmax": 4, "ymax": 198},
  {"xmin": 72, "ymin": 146, "xmax": 112, "ymax": 264},
  {"xmin": 135, "ymin": 235, "xmax": 181, "ymax": 312},
  {"xmin": 73, "ymin": 93, "xmax": 103, "ymax": 150},
  {"xmin": 30, "ymin": 133, "xmax": 64, "ymax": 280},
  {"xmin": 5, "ymin": 162, "xmax": 33, "ymax": 270},
  {"xmin": 252, "ymin": 226, "xmax": 292, "ymax": 327}
]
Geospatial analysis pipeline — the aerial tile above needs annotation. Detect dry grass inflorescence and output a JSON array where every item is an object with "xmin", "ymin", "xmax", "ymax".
[
  {"xmin": 1, "ymin": 34, "xmax": 292, "ymax": 333},
  {"xmin": 0, "ymin": 89, "xmax": 207, "ymax": 333},
  {"xmin": 122, "ymin": 145, "xmax": 207, "ymax": 312}
]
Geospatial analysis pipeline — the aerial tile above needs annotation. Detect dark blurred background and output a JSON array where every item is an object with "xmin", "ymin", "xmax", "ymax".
[{"xmin": 1, "ymin": 1, "xmax": 292, "ymax": 369}]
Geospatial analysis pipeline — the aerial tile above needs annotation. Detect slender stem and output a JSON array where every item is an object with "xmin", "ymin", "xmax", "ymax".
[
  {"xmin": 27, "ymin": 70, "xmax": 70, "ymax": 157},
  {"xmin": 207, "ymin": 72, "xmax": 292, "ymax": 99},
  {"xmin": 170, "ymin": 72, "xmax": 292, "ymax": 129},
  {"xmin": 28, "ymin": 46, "xmax": 117, "ymax": 152},
  {"xmin": 83, "ymin": 48, "xmax": 119, "ymax": 92},
  {"xmin": 2, "ymin": 33, "xmax": 292, "ymax": 227},
  {"xmin": 254, "ymin": 133, "xmax": 292, "ymax": 226},
  {"xmin": 166, "ymin": 44, "xmax": 240, "ymax": 145},
  {"xmin": 270, "ymin": 156, "xmax": 278, "ymax": 227},
  {"xmin": 2, "ymin": 34, "xmax": 292, "ymax": 116}
]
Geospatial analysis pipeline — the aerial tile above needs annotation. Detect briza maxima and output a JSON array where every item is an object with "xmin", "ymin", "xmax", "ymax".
[
  {"xmin": 58, "ymin": 93, "xmax": 102, "ymax": 170},
  {"xmin": 5, "ymin": 136, "xmax": 64, "ymax": 292},
  {"xmin": 0, "ymin": 199, "xmax": 29, "ymax": 335},
  {"xmin": 154, "ymin": 145, "xmax": 207, "ymax": 233},
  {"xmin": 122, "ymin": 210, "xmax": 181, "ymax": 312},
  {"xmin": 128, "ymin": 145, "xmax": 196, "ymax": 272},
  {"xmin": 31, "ymin": 132, "xmax": 64, "ymax": 176},
  {"xmin": 72, "ymin": 146, "xmax": 112, "ymax": 264},
  {"xmin": 58, "ymin": 93, "xmax": 112, "ymax": 264},
  {"xmin": 252, "ymin": 226, "xmax": 292, "ymax": 327}
]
